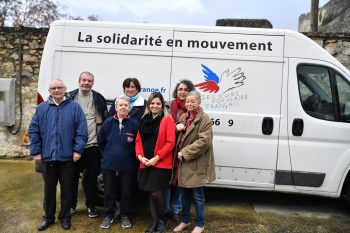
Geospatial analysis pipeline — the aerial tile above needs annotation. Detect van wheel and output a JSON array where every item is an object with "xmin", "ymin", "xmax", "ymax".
[
  {"xmin": 346, "ymin": 182, "xmax": 350, "ymax": 207},
  {"xmin": 96, "ymin": 173, "xmax": 104, "ymax": 207}
]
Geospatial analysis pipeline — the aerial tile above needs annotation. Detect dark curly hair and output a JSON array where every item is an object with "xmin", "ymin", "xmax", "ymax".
[{"xmin": 172, "ymin": 79, "xmax": 195, "ymax": 99}]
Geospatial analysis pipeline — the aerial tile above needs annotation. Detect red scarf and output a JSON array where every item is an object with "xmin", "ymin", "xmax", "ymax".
[
  {"xmin": 171, "ymin": 98, "xmax": 187, "ymax": 121},
  {"xmin": 172, "ymin": 108, "xmax": 200, "ymax": 186}
]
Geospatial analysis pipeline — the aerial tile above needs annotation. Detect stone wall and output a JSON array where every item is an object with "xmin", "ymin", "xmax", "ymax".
[
  {"xmin": 299, "ymin": 0, "xmax": 350, "ymax": 33},
  {"xmin": 0, "ymin": 27, "xmax": 48, "ymax": 157},
  {"xmin": 304, "ymin": 32, "xmax": 350, "ymax": 69},
  {"xmin": 0, "ymin": 28, "xmax": 349, "ymax": 157},
  {"xmin": 216, "ymin": 19, "xmax": 273, "ymax": 28}
]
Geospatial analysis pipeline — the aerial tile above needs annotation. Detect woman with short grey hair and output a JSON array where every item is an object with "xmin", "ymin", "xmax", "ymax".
[{"xmin": 172, "ymin": 90, "xmax": 215, "ymax": 233}]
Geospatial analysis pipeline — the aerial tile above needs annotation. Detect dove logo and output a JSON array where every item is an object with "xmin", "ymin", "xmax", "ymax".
[{"xmin": 194, "ymin": 64, "xmax": 246, "ymax": 94}]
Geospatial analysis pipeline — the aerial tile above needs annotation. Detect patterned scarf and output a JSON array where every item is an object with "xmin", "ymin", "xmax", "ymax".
[
  {"xmin": 171, "ymin": 98, "xmax": 187, "ymax": 121},
  {"xmin": 172, "ymin": 107, "xmax": 201, "ymax": 186}
]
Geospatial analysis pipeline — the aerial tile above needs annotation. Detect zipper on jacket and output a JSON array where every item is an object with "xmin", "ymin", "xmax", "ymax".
[
  {"xmin": 55, "ymin": 106, "xmax": 59, "ymax": 161},
  {"xmin": 119, "ymin": 119, "xmax": 123, "ymax": 135}
]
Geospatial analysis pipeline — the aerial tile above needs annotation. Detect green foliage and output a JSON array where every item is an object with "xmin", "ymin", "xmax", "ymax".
[{"xmin": 318, "ymin": 10, "xmax": 324, "ymax": 26}]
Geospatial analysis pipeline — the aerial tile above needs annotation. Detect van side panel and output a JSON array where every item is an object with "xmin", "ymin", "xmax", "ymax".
[
  {"xmin": 171, "ymin": 51, "xmax": 284, "ymax": 188},
  {"xmin": 55, "ymin": 51, "xmax": 172, "ymax": 101},
  {"xmin": 41, "ymin": 24, "xmax": 175, "ymax": 101}
]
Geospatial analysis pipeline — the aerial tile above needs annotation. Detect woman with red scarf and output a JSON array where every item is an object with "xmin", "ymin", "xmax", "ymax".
[
  {"xmin": 164, "ymin": 80, "xmax": 195, "ymax": 222},
  {"xmin": 172, "ymin": 91, "xmax": 216, "ymax": 233}
]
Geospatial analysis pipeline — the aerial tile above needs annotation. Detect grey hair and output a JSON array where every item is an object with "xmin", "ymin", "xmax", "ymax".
[
  {"xmin": 115, "ymin": 95, "xmax": 130, "ymax": 105},
  {"xmin": 48, "ymin": 79, "xmax": 66, "ymax": 89},
  {"xmin": 187, "ymin": 90, "xmax": 201, "ymax": 103},
  {"xmin": 79, "ymin": 71, "xmax": 94, "ymax": 81}
]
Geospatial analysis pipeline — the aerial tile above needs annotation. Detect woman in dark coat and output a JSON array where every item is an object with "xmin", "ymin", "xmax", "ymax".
[
  {"xmin": 98, "ymin": 96, "xmax": 139, "ymax": 229},
  {"xmin": 135, "ymin": 92, "xmax": 176, "ymax": 233},
  {"xmin": 108, "ymin": 77, "xmax": 147, "ymax": 122}
]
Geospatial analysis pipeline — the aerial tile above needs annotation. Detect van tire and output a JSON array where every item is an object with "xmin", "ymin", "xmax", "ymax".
[
  {"xmin": 96, "ymin": 173, "xmax": 104, "ymax": 207},
  {"xmin": 346, "ymin": 181, "xmax": 350, "ymax": 208}
]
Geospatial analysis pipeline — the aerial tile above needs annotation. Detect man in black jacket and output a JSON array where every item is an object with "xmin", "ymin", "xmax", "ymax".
[{"xmin": 69, "ymin": 71, "xmax": 108, "ymax": 218}]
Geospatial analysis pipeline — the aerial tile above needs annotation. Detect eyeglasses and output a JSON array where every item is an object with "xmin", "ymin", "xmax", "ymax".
[
  {"xmin": 49, "ymin": 86, "xmax": 65, "ymax": 91},
  {"xmin": 177, "ymin": 88, "xmax": 189, "ymax": 92}
]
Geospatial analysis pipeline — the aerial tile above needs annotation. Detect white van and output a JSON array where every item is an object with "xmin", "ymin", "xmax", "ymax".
[{"xmin": 38, "ymin": 20, "xmax": 350, "ymax": 203}]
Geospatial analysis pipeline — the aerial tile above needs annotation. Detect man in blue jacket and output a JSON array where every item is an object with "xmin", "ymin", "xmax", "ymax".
[
  {"xmin": 69, "ymin": 71, "xmax": 108, "ymax": 218},
  {"xmin": 29, "ymin": 79, "xmax": 88, "ymax": 231}
]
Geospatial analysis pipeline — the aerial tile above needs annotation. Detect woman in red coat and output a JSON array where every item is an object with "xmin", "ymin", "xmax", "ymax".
[{"xmin": 136, "ymin": 92, "xmax": 176, "ymax": 233}]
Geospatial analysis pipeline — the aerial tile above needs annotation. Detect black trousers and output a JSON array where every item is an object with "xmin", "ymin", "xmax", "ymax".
[
  {"xmin": 102, "ymin": 170, "xmax": 133, "ymax": 217},
  {"xmin": 72, "ymin": 146, "xmax": 101, "ymax": 209},
  {"xmin": 42, "ymin": 161, "xmax": 74, "ymax": 221}
]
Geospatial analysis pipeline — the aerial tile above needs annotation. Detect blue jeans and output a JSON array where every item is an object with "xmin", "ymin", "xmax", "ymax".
[
  {"xmin": 164, "ymin": 185, "xmax": 182, "ymax": 214},
  {"xmin": 181, "ymin": 187, "xmax": 205, "ymax": 227}
]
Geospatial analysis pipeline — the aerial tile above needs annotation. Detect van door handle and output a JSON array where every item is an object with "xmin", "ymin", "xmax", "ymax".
[
  {"xmin": 262, "ymin": 117, "xmax": 274, "ymax": 135},
  {"xmin": 292, "ymin": 118, "xmax": 304, "ymax": 136}
]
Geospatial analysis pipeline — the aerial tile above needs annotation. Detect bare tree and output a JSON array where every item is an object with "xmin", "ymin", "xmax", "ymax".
[
  {"xmin": 1, "ymin": 0, "xmax": 100, "ymax": 27},
  {"xmin": 0, "ymin": 0, "xmax": 21, "ymax": 27},
  {"xmin": 311, "ymin": 0, "xmax": 319, "ymax": 32},
  {"xmin": 69, "ymin": 15, "xmax": 101, "ymax": 21},
  {"xmin": 69, "ymin": 15, "xmax": 84, "ymax": 21},
  {"xmin": 0, "ymin": 0, "xmax": 66, "ymax": 27},
  {"xmin": 87, "ymin": 15, "xmax": 100, "ymax": 21}
]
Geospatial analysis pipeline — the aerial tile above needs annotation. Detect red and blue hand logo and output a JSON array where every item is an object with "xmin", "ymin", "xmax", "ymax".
[
  {"xmin": 194, "ymin": 64, "xmax": 246, "ymax": 94},
  {"xmin": 194, "ymin": 64, "xmax": 220, "ymax": 93}
]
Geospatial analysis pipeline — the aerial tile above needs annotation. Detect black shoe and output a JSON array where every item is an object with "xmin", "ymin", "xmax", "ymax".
[
  {"xmin": 69, "ymin": 208, "xmax": 75, "ymax": 216},
  {"xmin": 37, "ymin": 220, "xmax": 54, "ymax": 231},
  {"xmin": 172, "ymin": 213, "xmax": 181, "ymax": 222},
  {"xmin": 61, "ymin": 219, "xmax": 71, "ymax": 230},
  {"xmin": 164, "ymin": 211, "xmax": 173, "ymax": 219},
  {"xmin": 88, "ymin": 207, "xmax": 98, "ymax": 218},
  {"xmin": 145, "ymin": 221, "xmax": 158, "ymax": 233},
  {"xmin": 155, "ymin": 219, "xmax": 165, "ymax": 233}
]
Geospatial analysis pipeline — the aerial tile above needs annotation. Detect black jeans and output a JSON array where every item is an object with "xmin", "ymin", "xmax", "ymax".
[
  {"xmin": 42, "ymin": 161, "xmax": 74, "ymax": 221},
  {"xmin": 102, "ymin": 170, "xmax": 133, "ymax": 217},
  {"xmin": 72, "ymin": 146, "xmax": 101, "ymax": 209}
]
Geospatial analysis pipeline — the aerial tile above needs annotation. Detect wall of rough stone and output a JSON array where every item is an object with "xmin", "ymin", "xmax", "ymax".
[
  {"xmin": 304, "ymin": 32, "xmax": 350, "ymax": 69},
  {"xmin": 299, "ymin": 0, "xmax": 350, "ymax": 33},
  {"xmin": 0, "ymin": 28, "xmax": 349, "ymax": 158},
  {"xmin": 0, "ymin": 27, "xmax": 48, "ymax": 157}
]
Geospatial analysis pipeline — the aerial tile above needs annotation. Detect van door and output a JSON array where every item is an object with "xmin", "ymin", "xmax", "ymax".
[
  {"xmin": 288, "ymin": 58, "xmax": 350, "ymax": 194},
  {"xmin": 171, "ymin": 30, "xmax": 285, "ymax": 189}
]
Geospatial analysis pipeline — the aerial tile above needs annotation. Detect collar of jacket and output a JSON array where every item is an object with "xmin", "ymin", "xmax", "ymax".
[
  {"xmin": 47, "ymin": 93, "xmax": 71, "ymax": 105},
  {"xmin": 183, "ymin": 108, "xmax": 204, "ymax": 137},
  {"xmin": 113, "ymin": 114, "xmax": 130, "ymax": 121}
]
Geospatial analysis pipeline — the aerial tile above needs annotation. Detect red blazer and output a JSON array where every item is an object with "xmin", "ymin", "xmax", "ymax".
[{"xmin": 135, "ymin": 114, "xmax": 176, "ymax": 169}]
